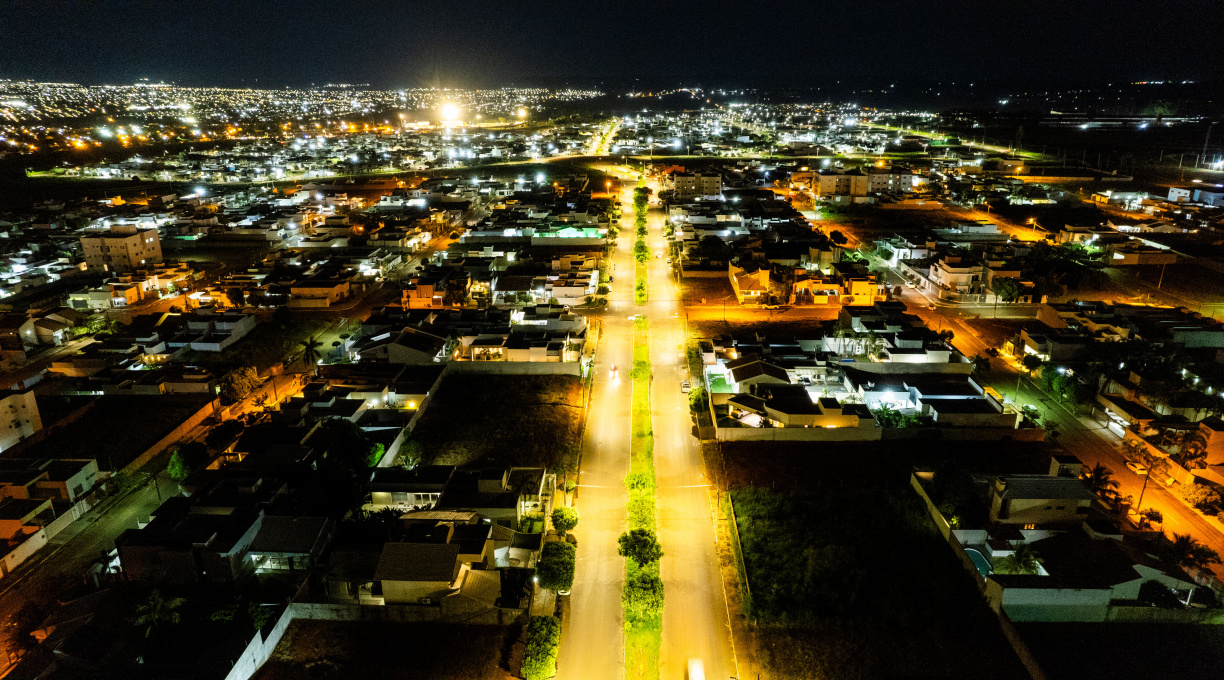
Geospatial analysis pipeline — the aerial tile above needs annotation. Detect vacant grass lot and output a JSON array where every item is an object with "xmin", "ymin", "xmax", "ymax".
[
  {"xmin": 255, "ymin": 620, "xmax": 510, "ymax": 680},
  {"xmin": 411, "ymin": 374, "xmax": 583, "ymax": 471},
  {"xmin": 27, "ymin": 394, "xmax": 215, "ymax": 471},
  {"xmin": 183, "ymin": 319, "xmax": 326, "ymax": 374},
  {"xmin": 721, "ymin": 441, "xmax": 1041, "ymax": 680}
]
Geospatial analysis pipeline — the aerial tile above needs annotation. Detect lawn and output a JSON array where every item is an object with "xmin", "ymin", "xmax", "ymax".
[
  {"xmin": 410, "ymin": 374, "xmax": 583, "ymax": 472},
  {"xmin": 255, "ymin": 620, "xmax": 510, "ymax": 680},
  {"xmin": 718, "ymin": 440, "xmax": 1045, "ymax": 680}
]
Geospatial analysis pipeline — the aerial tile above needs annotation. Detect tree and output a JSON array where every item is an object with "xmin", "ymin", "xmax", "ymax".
[
  {"xmin": 829, "ymin": 230, "xmax": 848, "ymax": 246},
  {"xmin": 224, "ymin": 287, "xmax": 245, "ymax": 308},
  {"xmin": 1168, "ymin": 533, "xmax": 1222, "ymax": 572},
  {"xmin": 167, "ymin": 451, "xmax": 191, "ymax": 482},
  {"xmin": 992, "ymin": 278, "xmax": 1023, "ymax": 303},
  {"xmin": 972, "ymin": 353, "xmax": 991, "ymax": 377},
  {"xmin": 633, "ymin": 239, "xmax": 649, "ymax": 263},
  {"xmin": 992, "ymin": 544, "xmax": 1041, "ymax": 575},
  {"xmin": 551, "ymin": 506, "xmax": 579, "ymax": 535},
  {"xmin": 622, "ymin": 571, "xmax": 665, "ymax": 620},
  {"xmin": 5, "ymin": 601, "xmax": 49, "ymax": 657},
  {"xmin": 206, "ymin": 419, "xmax": 244, "ymax": 449},
  {"xmin": 929, "ymin": 460, "xmax": 978, "ymax": 520},
  {"xmin": 1179, "ymin": 483, "xmax": 1223, "ymax": 515},
  {"xmin": 617, "ymin": 528, "xmax": 663, "ymax": 566},
  {"xmin": 299, "ymin": 336, "xmax": 323, "ymax": 376},
  {"xmin": 110, "ymin": 471, "xmax": 142, "ymax": 494},
  {"xmin": 1176, "ymin": 430, "xmax": 1209, "ymax": 469},
  {"xmin": 399, "ymin": 439, "xmax": 424, "ymax": 468},
  {"xmin": 1081, "ymin": 463, "xmax": 1119, "ymax": 503},
  {"xmin": 1140, "ymin": 508, "xmax": 1163, "ymax": 528},
  {"xmin": 521, "ymin": 615, "xmax": 562, "ymax": 680},
  {"xmin": 688, "ymin": 385, "xmax": 709, "ymax": 412},
  {"xmin": 133, "ymin": 590, "xmax": 185, "ymax": 638},
  {"xmin": 537, "ymin": 541, "xmax": 576, "ymax": 592},
  {"xmin": 1021, "ymin": 354, "xmax": 1043, "ymax": 376},
  {"xmin": 693, "ymin": 235, "xmax": 730, "ymax": 261},
  {"xmin": 219, "ymin": 366, "xmax": 261, "ymax": 402}
]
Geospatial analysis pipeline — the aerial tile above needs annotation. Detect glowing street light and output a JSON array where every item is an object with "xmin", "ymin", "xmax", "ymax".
[{"xmin": 440, "ymin": 103, "xmax": 461, "ymax": 121}]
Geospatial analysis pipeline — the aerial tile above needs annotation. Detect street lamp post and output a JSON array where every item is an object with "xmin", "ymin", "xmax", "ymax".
[{"xmin": 1134, "ymin": 472, "xmax": 1151, "ymax": 521}]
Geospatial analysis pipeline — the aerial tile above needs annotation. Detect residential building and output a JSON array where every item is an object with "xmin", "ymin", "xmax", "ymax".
[
  {"xmin": 666, "ymin": 172, "xmax": 722, "ymax": 200},
  {"xmin": 989, "ymin": 475, "xmax": 1095, "ymax": 526},
  {"xmin": 813, "ymin": 168, "xmax": 869, "ymax": 197},
  {"xmin": 79, "ymin": 226, "xmax": 162, "ymax": 272},
  {"xmin": 0, "ymin": 391, "xmax": 41, "ymax": 453}
]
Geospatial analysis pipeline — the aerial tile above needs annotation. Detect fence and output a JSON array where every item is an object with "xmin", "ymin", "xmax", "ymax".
[
  {"xmin": 122, "ymin": 397, "xmax": 220, "ymax": 473},
  {"xmin": 443, "ymin": 361, "xmax": 581, "ymax": 376},
  {"xmin": 910, "ymin": 474, "xmax": 1050, "ymax": 680},
  {"xmin": 722, "ymin": 491, "xmax": 753, "ymax": 617},
  {"xmin": 223, "ymin": 594, "xmax": 524, "ymax": 680}
]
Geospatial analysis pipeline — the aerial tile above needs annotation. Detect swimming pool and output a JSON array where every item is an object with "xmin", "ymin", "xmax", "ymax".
[{"xmin": 965, "ymin": 547, "xmax": 992, "ymax": 578}]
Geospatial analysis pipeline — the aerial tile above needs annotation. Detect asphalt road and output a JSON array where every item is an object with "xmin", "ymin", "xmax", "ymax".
[
  {"xmin": 558, "ymin": 178, "xmax": 736, "ymax": 679},
  {"xmin": 642, "ymin": 199, "xmax": 737, "ymax": 680},
  {"xmin": 555, "ymin": 195, "xmax": 632, "ymax": 680},
  {"xmin": 0, "ymin": 483, "xmax": 162, "ymax": 668},
  {"xmin": 879, "ymin": 263, "xmax": 1224, "ymax": 583}
]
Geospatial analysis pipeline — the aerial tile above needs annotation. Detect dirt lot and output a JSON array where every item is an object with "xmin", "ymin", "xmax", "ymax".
[
  {"xmin": 687, "ymin": 314, "xmax": 837, "ymax": 342},
  {"xmin": 255, "ymin": 620, "xmax": 514, "ymax": 680},
  {"xmin": 409, "ymin": 373, "xmax": 583, "ymax": 471},
  {"xmin": 678, "ymin": 275, "xmax": 734, "ymax": 306}
]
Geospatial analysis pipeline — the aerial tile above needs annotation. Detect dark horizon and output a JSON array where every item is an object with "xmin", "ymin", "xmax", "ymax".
[{"xmin": 3, "ymin": 0, "xmax": 1222, "ymax": 94}]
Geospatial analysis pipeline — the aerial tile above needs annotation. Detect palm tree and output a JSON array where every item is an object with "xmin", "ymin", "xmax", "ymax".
[
  {"xmin": 1081, "ymin": 463, "xmax": 1119, "ymax": 503},
  {"xmin": 1168, "ymin": 534, "xmax": 1223, "ymax": 572},
  {"xmin": 992, "ymin": 544, "xmax": 1041, "ymax": 575},
  {"xmin": 1176, "ymin": 430, "xmax": 1209, "ymax": 469},
  {"xmin": 133, "ymin": 590, "xmax": 185, "ymax": 638},
  {"xmin": 299, "ymin": 336, "xmax": 323, "ymax": 376}
]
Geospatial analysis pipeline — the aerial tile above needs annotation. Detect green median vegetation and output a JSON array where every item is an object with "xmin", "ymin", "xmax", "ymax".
[{"xmin": 623, "ymin": 316, "xmax": 662, "ymax": 680}]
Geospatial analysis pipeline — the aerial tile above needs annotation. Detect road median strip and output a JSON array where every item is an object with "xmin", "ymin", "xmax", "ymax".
[{"xmin": 623, "ymin": 316, "xmax": 662, "ymax": 680}]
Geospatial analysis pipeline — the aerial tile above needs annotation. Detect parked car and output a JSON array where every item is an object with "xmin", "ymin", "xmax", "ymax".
[
  {"xmin": 905, "ymin": 281, "xmax": 916, "ymax": 288},
  {"xmin": 681, "ymin": 380, "xmax": 691, "ymax": 393},
  {"xmin": 665, "ymin": 258, "xmax": 673, "ymax": 264},
  {"xmin": 1126, "ymin": 461, "xmax": 1149, "ymax": 475}
]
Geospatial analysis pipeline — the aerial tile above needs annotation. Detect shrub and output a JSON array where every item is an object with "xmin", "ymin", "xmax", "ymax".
[
  {"xmin": 537, "ymin": 541, "xmax": 576, "ymax": 592},
  {"xmin": 625, "ymin": 470, "xmax": 654, "ymax": 492},
  {"xmin": 521, "ymin": 615, "xmax": 562, "ymax": 680},
  {"xmin": 688, "ymin": 385, "xmax": 709, "ymax": 412},
  {"xmin": 627, "ymin": 494, "xmax": 654, "ymax": 529},
  {"xmin": 623, "ymin": 571, "xmax": 665, "ymax": 620},
  {"xmin": 1179, "ymin": 483, "xmax": 1223, "ymax": 515},
  {"xmin": 551, "ymin": 506, "xmax": 579, "ymax": 534},
  {"xmin": 618, "ymin": 528, "xmax": 664, "ymax": 566}
]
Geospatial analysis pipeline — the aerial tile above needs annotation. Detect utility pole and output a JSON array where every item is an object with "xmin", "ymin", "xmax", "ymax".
[
  {"xmin": 1158, "ymin": 263, "xmax": 1167, "ymax": 289},
  {"xmin": 1202, "ymin": 121, "xmax": 1215, "ymax": 168}
]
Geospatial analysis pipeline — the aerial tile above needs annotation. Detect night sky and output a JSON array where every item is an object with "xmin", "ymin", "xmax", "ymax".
[{"xmin": 3, "ymin": 0, "xmax": 1223, "ymax": 90}]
